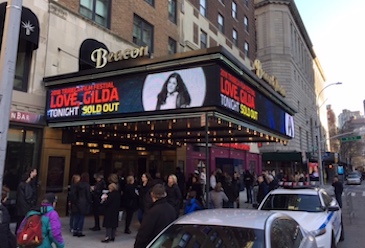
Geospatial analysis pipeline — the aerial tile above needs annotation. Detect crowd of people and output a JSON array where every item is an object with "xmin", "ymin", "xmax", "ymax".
[{"xmin": 0, "ymin": 166, "xmax": 344, "ymax": 248}]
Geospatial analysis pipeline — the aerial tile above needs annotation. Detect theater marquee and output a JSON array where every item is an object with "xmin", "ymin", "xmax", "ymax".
[{"xmin": 45, "ymin": 64, "xmax": 294, "ymax": 138}]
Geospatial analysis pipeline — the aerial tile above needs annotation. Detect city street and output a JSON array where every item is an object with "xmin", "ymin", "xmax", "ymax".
[{"xmin": 338, "ymin": 182, "xmax": 365, "ymax": 247}]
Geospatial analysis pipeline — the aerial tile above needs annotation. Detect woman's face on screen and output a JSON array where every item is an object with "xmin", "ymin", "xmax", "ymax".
[{"xmin": 167, "ymin": 77, "xmax": 178, "ymax": 93}]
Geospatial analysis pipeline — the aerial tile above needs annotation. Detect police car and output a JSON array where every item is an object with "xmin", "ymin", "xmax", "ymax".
[
  {"xmin": 146, "ymin": 209, "xmax": 317, "ymax": 248},
  {"xmin": 258, "ymin": 186, "xmax": 343, "ymax": 248}
]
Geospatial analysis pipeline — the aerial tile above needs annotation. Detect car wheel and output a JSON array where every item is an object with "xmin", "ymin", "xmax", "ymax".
[{"xmin": 331, "ymin": 234, "xmax": 337, "ymax": 248}]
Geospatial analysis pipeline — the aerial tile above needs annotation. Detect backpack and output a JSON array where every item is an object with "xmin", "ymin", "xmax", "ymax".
[{"xmin": 17, "ymin": 210, "xmax": 45, "ymax": 248}]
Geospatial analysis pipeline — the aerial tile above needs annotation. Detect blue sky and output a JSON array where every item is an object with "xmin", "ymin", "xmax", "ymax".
[{"xmin": 295, "ymin": 0, "xmax": 365, "ymax": 116}]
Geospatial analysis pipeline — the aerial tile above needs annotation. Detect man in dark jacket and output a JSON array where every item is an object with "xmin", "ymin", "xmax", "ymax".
[
  {"xmin": 15, "ymin": 168, "xmax": 37, "ymax": 233},
  {"xmin": 256, "ymin": 175, "xmax": 268, "ymax": 206},
  {"xmin": 244, "ymin": 170, "xmax": 254, "ymax": 203},
  {"xmin": 134, "ymin": 184, "xmax": 176, "ymax": 248},
  {"xmin": 332, "ymin": 175, "xmax": 343, "ymax": 208}
]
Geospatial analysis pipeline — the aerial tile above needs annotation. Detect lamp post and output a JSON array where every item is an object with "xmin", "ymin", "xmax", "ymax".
[
  {"xmin": 316, "ymin": 82, "xmax": 342, "ymax": 185},
  {"xmin": 0, "ymin": 0, "xmax": 23, "ymax": 202}
]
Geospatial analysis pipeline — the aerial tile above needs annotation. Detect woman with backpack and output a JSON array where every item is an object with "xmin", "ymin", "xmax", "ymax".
[{"xmin": 17, "ymin": 193, "xmax": 64, "ymax": 248}]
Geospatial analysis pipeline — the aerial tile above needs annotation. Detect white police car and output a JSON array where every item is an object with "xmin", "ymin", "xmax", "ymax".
[
  {"xmin": 146, "ymin": 209, "xmax": 318, "ymax": 248},
  {"xmin": 258, "ymin": 186, "xmax": 343, "ymax": 248}
]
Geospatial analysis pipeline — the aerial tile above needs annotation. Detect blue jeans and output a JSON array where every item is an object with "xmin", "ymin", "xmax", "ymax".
[
  {"xmin": 73, "ymin": 213, "xmax": 85, "ymax": 233},
  {"xmin": 137, "ymin": 209, "xmax": 144, "ymax": 223}
]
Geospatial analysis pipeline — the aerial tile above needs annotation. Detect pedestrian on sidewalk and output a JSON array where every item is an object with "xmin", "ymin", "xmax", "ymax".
[
  {"xmin": 134, "ymin": 184, "xmax": 176, "ymax": 248},
  {"xmin": 15, "ymin": 168, "xmax": 38, "ymax": 233},
  {"xmin": 100, "ymin": 182, "xmax": 121, "ymax": 243},
  {"xmin": 1, "ymin": 186, "xmax": 16, "ymax": 248},
  {"xmin": 68, "ymin": 174, "xmax": 80, "ymax": 233},
  {"xmin": 17, "ymin": 193, "xmax": 64, "ymax": 248},
  {"xmin": 244, "ymin": 170, "xmax": 254, "ymax": 204},
  {"xmin": 123, "ymin": 175, "xmax": 139, "ymax": 234},
  {"xmin": 89, "ymin": 173, "xmax": 106, "ymax": 231},
  {"xmin": 166, "ymin": 174, "xmax": 182, "ymax": 219},
  {"xmin": 71, "ymin": 172, "xmax": 92, "ymax": 237},
  {"xmin": 332, "ymin": 175, "xmax": 343, "ymax": 208}
]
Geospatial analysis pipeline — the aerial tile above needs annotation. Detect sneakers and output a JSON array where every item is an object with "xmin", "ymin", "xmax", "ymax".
[{"xmin": 124, "ymin": 229, "xmax": 131, "ymax": 234}]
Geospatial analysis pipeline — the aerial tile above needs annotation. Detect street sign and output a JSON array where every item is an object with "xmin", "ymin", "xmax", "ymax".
[{"xmin": 340, "ymin": 136, "xmax": 362, "ymax": 142}]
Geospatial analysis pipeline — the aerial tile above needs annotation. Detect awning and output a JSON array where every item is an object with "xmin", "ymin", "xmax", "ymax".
[
  {"xmin": 0, "ymin": 2, "xmax": 40, "ymax": 50},
  {"xmin": 262, "ymin": 152, "xmax": 312, "ymax": 162}
]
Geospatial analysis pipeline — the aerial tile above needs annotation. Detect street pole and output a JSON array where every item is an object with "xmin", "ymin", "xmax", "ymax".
[
  {"xmin": 0, "ymin": 0, "xmax": 23, "ymax": 198},
  {"xmin": 316, "ymin": 82, "xmax": 342, "ymax": 185},
  {"xmin": 316, "ymin": 125, "xmax": 324, "ymax": 185}
]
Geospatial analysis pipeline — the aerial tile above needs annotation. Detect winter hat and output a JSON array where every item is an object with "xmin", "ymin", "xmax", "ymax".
[{"xmin": 44, "ymin": 193, "xmax": 57, "ymax": 204}]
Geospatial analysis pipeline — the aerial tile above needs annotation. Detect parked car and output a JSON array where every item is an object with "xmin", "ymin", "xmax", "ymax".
[
  {"xmin": 146, "ymin": 209, "xmax": 318, "ymax": 248},
  {"xmin": 346, "ymin": 172, "xmax": 362, "ymax": 185},
  {"xmin": 258, "ymin": 187, "xmax": 343, "ymax": 248}
]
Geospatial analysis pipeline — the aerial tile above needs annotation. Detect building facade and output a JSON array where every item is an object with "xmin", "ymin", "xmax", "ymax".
[
  {"xmin": 254, "ymin": 0, "xmax": 329, "ymax": 177},
  {"xmin": 3, "ymin": 0, "xmax": 291, "ymax": 217}
]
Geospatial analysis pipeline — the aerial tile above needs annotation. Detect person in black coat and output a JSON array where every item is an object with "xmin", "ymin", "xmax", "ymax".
[
  {"xmin": 222, "ymin": 175, "xmax": 239, "ymax": 208},
  {"xmin": 244, "ymin": 170, "xmax": 254, "ymax": 203},
  {"xmin": 137, "ymin": 173, "xmax": 154, "ymax": 223},
  {"xmin": 256, "ymin": 175, "xmax": 269, "ymax": 206},
  {"xmin": 1, "ymin": 186, "xmax": 17, "ymax": 248},
  {"xmin": 90, "ymin": 173, "xmax": 106, "ymax": 231},
  {"xmin": 134, "ymin": 184, "xmax": 176, "ymax": 248},
  {"xmin": 15, "ymin": 168, "xmax": 37, "ymax": 233},
  {"xmin": 123, "ymin": 176, "xmax": 139, "ymax": 234},
  {"xmin": 68, "ymin": 174, "xmax": 80, "ymax": 233},
  {"xmin": 332, "ymin": 175, "xmax": 343, "ymax": 208},
  {"xmin": 101, "ymin": 183, "xmax": 121, "ymax": 243},
  {"xmin": 72, "ymin": 172, "xmax": 92, "ymax": 237},
  {"xmin": 187, "ymin": 175, "xmax": 203, "ymax": 205},
  {"xmin": 166, "ymin": 174, "xmax": 182, "ymax": 219}
]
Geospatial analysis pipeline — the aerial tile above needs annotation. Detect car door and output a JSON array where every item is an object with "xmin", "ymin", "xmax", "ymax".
[{"xmin": 320, "ymin": 191, "xmax": 342, "ymax": 241}]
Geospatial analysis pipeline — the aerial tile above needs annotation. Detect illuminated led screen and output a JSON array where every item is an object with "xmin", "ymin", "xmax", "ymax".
[{"xmin": 45, "ymin": 65, "xmax": 294, "ymax": 137}]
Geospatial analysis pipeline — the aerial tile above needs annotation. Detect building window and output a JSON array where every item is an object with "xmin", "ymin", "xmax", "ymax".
[
  {"xmin": 14, "ymin": 39, "xmax": 32, "ymax": 92},
  {"xmin": 244, "ymin": 41, "xmax": 249, "ymax": 57},
  {"xmin": 218, "ymin": 13, "xmax": 224, "ymax": 33},
  {"xmin": 200, "ymin": 0, "xmax": 207, "ymax": 17},
  {"xmin": 168, "ymin": 0, "xmax": 177, "ymax": 24},
  {"xmin": 232, "ymin": 29, "xmax": 237, "ymax": 46},
  {"xmin": 244, "ymin": 16, "xmax": 249, "ymax": 32},
  {"xmin": 168, "ymin": 37, "xmax": 177, "ymax": 54},
  {"xmin": 145, "ymin": 0, "xmax": 154, "ymax": 6},
  {"xmin": 80, "ymin": 0, "xmax": 110, "ymax": 28},
  {"xmin": 244, "ymin": 0, "xmax": 249, "ymax": 7},
  {"xmin": 200, "ymin": 30, "xmax": 207, "ymax": 49},
  {"xmin": 232, "ymin": 1, "xmax": 237, "ymax": 19},
  {"xmin": 133, "ymin": 15, "xmax": 154, "ymax": 52}
]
